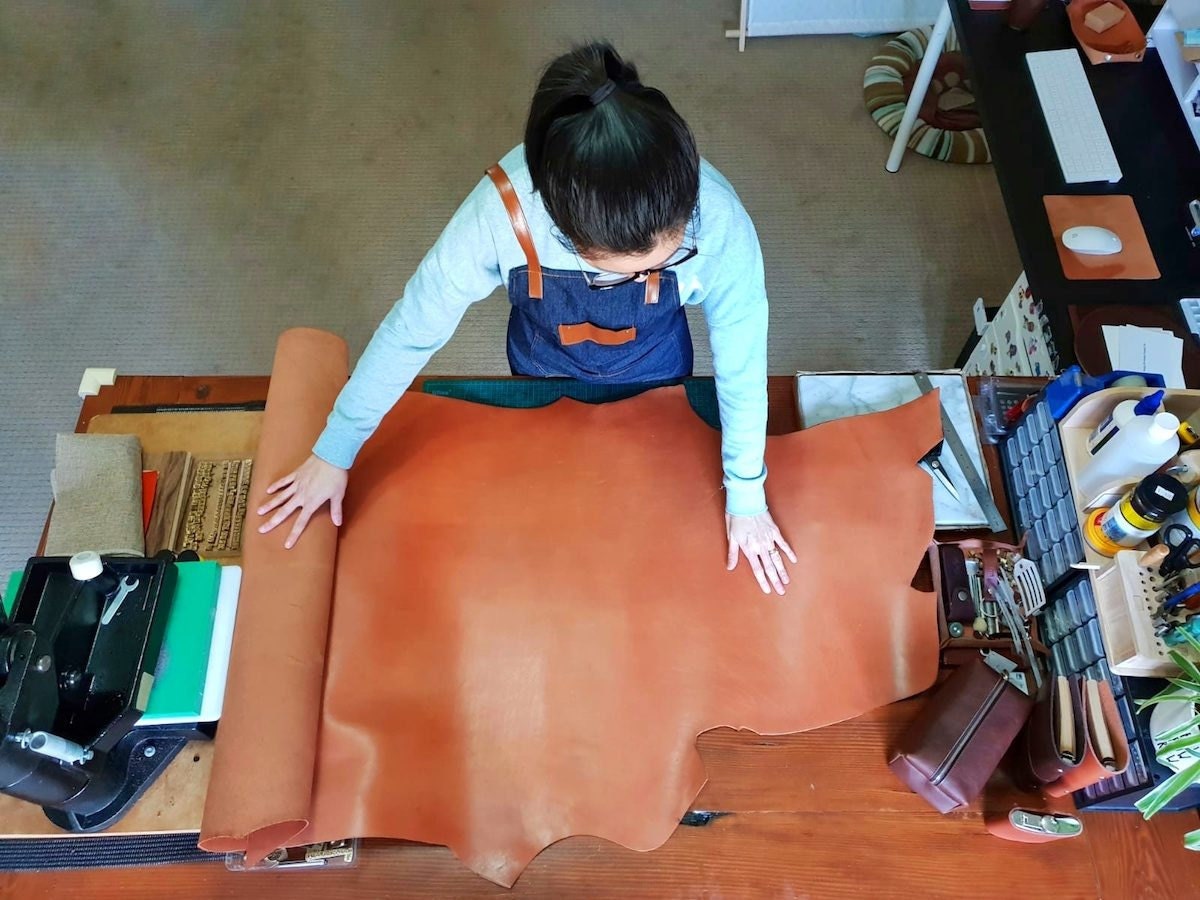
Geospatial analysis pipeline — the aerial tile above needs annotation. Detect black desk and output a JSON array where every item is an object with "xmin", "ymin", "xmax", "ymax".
[{"xmin": 951, "ymin": 0, "xmax": 1200, "ymax": 367}]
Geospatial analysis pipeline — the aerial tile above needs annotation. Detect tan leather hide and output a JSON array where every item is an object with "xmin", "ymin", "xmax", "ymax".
[{"xmin": 200, "ymin": 329, "xmax": 940, "ymax": 886}]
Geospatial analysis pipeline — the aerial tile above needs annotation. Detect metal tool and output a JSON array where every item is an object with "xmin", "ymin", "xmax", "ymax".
[
  {"xmin": 965, "ymin": 556, "xmax": 986, "ymax": 634},
  {"xmin": 1008, "ymin": 809, "xmax": 1083, "ymax": 839},
  {"xmin": 918, "ymin": 441, "xmax": 961, "ymax": 500},
  {"xmin": 983, "ymin": 649, "xmax": 1029, "ymax": 695},
  {"xmin": 1012, "ymin": 557, "xmax": 1047, "ymax": 617},
  {"xmin": 100, "ymin": 577, "xmax": 139, "ymax": 626},
  {"xmin": 912, "ymin": 373, "xmax": 1006, "ymax": 533},
  {"xmin": 1163, "ymin": 581, "xmax": 1200, "ymax": 614},
  {"xmin": 1160, "ymin": 524, "xmax": 1200, "ymax": 577},
  {"xmin": 995, "ymin": 577, "xmax": 1043, "ymax": 690},
  {"xmin": 226, "ymin": 839, "xmax": 359, "ymax": 871}
]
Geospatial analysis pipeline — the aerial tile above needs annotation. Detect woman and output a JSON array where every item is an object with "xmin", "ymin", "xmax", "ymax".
[{"xmin": 258, "ymin": 42, "xmax": 796, "ymax": 595}]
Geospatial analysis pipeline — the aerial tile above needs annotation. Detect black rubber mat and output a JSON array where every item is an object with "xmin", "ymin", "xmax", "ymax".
[{"xmin": 0, "ymin": 832, "xmax": 221, "ymax": 871}]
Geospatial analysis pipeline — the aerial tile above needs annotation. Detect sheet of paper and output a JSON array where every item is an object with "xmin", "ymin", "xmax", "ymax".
[
  {"xmin": 795, "ymin": 372, "xmax": 992, "ymax": 529},
  {"xmin": 199, "ymin": 566, "xmax": 242, "ymax": 722},
  {"xmin": 1104, "ymin": 324, "xmax": 1185, "ymax": 388}
]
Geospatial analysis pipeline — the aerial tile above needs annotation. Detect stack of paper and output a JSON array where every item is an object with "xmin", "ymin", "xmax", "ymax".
[{"xmin": 1102, "ymin": 324, "xmax": 1185, "ymax": 388}]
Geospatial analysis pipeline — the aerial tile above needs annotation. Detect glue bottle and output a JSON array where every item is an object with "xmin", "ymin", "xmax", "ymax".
[
  {"xmin": 1077, "ymin": 412, "xmax": 1182, "ymax": 500},
  {"xmin": 1083, "ymin": 474, "xmax": 1187, "ymax": 556},
  {"xmin": 1086, "ymin": 390, "xmax": 1164, "ymax": 455}
]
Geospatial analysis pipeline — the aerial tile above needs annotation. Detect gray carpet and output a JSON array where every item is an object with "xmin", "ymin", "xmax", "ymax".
[{"xmin": 0, "ymin": 1, "xmax": 1020, "ymax": 574}]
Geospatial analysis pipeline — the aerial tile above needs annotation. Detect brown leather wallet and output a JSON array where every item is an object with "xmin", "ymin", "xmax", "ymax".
[
  {"xmin": 1019, "ymin": 675, "xmax": 1086, "ymax": 788},
  {"xmin": 889, "ymin": 653, "xmax": 1035, "ymax": 813},
  {"xmin": 1043, "ymin": 679, "xmax": 1130, "ymax": 797}
]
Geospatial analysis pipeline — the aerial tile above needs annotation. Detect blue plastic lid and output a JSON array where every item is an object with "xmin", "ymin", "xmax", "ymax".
[{"xmin": 1134, "ymin": 390, "xmax": 1165, "ymax": 416}]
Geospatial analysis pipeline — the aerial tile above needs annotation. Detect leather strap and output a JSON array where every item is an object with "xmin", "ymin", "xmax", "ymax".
[
  {"xmin": 558, "ymin": 323, "xmax": 637, "ymax": 347},
  {"xmin": 643, "ymin": 269, "xmax": 660, "ymax": 305},
  {"xmin": 485, "ymin": 164, "xmax": 542, "ymax": 299}
]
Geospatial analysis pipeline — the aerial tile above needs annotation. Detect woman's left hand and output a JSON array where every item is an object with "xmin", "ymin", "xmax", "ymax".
[{"xmin": 726, "ymin": 509, "xmax": 797, "ymax": 596}]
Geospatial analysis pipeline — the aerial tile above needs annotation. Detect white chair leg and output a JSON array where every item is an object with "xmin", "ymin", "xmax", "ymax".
[{"xmin": 885, "ymin": 1, "xmax": 953, "ymax": 173}]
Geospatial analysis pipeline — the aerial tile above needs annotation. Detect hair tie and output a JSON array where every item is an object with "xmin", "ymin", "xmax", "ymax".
[{"xmin": 588, "ymin": 79, "xmax": 618, "ymax": 107}]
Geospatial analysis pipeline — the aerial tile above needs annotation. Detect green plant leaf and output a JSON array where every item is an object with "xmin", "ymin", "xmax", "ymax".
[
  {"xmin": 1184, "ymin": 828, "xmax": 1200, "ymax": 852},
  {"xmin": 1137, "ymin": 759, "xmax": 1200, "ymax": 819},
  {"xmin": 1179, "ymin": 629, "xmax": 1200, "ymax": 657},
  {"xmin": 1138, "ymin": 692, "xmax": 1200, "ymax": 709},
  {"xmin": 1167, "ymin": 677, "xmax": 1200, "ymax": 695},
  {"xmin": 1155, "ymin": 713, "xmax": 1200, "ymax": 742},
  {"xmin": 1172, "ymin": 650, "xmax": 1200, "ymax": 688},
  {"xmin": 1156, "ymin": 734, "xmax": 1200, "ymax": 758}
]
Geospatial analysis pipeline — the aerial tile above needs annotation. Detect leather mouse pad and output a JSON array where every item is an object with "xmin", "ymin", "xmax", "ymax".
[
  {"xmin": 1043, "ymin": 195, "xmax": 1159, "ymax": 280},
  {"xmin": 201, "ymin": 329, "xmax": 942, "ymax": 886}
]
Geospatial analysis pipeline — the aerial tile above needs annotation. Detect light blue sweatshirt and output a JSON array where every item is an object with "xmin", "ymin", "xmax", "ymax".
[{"xmin": 313, "ymin": 145, "xmax": 770, "ymax": 516}]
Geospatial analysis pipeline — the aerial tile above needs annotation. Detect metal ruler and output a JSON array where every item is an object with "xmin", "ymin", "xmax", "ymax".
[{"xmin": 912, "ymin": 373, "xmax": 1006, "ymax": 533}]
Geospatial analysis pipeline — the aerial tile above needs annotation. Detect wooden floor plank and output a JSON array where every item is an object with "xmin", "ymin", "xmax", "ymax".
[
  {"xmin": 1082, "ymin": 810, "xmax": 1200, "ymax": 900},
  {"xmin": 694, "ymin": 704, "xmax": 924, "ymax": 813},
  {"xmin": 0, "ymin": 811, "xmax": 1105, "ymax": 900}
]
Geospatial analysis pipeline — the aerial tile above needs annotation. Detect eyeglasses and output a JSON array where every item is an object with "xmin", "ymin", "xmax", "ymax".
[{"xmin": 582, "ymin": 245, "xmax": 698, "ymax": 290}]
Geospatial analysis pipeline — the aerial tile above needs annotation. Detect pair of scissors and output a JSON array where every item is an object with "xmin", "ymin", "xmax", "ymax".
[
  {"xmin": 1160, "ymin": 524, "xmax": 1200, "ymax": 577},
  {"xmin": 918, "ymin": 440, "xmax": 960, "ymax": 501}
]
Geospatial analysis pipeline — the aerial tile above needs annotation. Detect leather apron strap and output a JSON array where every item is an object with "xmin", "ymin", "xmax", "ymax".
[
  {"xmin": 485, "ymin": 163, "xmax": 661, "ymax": 306},
  {"xmin": 486, "ymin": 164, "xmax": 542, "ymax": 300},
  {"xmin": 644, "ymin": 269, "xmax": 660, "ymax": 305}
]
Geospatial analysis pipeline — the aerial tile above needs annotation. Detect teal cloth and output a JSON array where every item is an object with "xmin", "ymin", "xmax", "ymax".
[{"xmin": 420, "ymin": 378, "xmax": 721, "ymax": 430}]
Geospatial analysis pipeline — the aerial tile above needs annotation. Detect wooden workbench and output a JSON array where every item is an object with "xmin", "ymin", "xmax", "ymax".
[{"xmin": 3, "ymin": 374, "xmax": 1199, "ymax": 899}]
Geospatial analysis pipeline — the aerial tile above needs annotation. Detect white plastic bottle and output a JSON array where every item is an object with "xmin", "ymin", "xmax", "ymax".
[
  {"xmin": 1086, "ymin": 390, "xmax": 1164, "ymax": 454},
  {"xmin": 1076, "ymin": 411, "xmax": 1182, "ymax": 500}
]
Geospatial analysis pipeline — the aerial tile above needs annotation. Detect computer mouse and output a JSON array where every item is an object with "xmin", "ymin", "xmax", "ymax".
[{"xmin": 1062, "ymin": 225, "xmax": 1122, "ymax": 256}]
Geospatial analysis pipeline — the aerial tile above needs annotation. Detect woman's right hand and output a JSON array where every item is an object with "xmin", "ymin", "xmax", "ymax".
[{"xmin": 257, "ymin": 454, "xmax": 349, "ymax": 549}]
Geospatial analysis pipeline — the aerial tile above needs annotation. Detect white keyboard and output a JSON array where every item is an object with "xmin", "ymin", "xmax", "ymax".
[{"xmin": 1027, "ymin": 49, "xmax": 1123, "ymax": 184}]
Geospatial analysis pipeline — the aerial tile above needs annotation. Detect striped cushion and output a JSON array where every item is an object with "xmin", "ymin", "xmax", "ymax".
[{"xmin": 864, "ymin": 28, "xmax": 992, "ymax": 165}]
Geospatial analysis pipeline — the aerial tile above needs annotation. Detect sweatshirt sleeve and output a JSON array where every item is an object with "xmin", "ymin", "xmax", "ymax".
[
  {"xmin": 312, "ymin": 179, "xmax": 502, "ymax": 468},
  {"xmin": 700, "ymin": 203, "xmax": 769, "ymax": 517}
]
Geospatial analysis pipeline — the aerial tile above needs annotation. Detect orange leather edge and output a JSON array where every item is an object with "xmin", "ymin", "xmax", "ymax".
[
  {"xmin": 558, "ymin": 322, "xmax": 637, "ymax": 347},
  {"xmin": 485, "ymin": 164, "xmax": 542, "ymax": 299},
  {"xmin": 644, "ymin": 269, "xmax": 660, "ymax": 305}
]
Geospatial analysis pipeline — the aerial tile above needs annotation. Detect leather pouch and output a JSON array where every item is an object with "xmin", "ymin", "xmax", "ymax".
[
  {"xmin": 1020, "ymin": 675, "xmax": 1086, "ymax": 787},
  {"xmin": 889, "ymin": 653, "xmax": 1035, "ymax": 813},
  {"xmin": 1043, "ymin": 679, "xmax": 1129, "ymax": 797},
  {"xmin": 937, "ymin": 544, "xmax": 976, "ymax": 625}
]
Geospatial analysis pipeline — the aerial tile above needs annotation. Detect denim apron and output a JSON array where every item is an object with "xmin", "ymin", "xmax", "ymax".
[{"xmin": 486, "ymin": 164, "xmax": 693, "ymax": 382}]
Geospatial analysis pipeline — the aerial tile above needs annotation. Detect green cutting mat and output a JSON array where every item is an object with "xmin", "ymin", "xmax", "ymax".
[
  {"xmin": 2, "ymin": 570, "xmax": 20, "ymax": 618},
  {"xmin": 420, "ymin": 378, "xmax": 721, "ymax": 430},
  {"xmin": 142, "ymin": 560, "xmax": 221, "ymax": 722}
]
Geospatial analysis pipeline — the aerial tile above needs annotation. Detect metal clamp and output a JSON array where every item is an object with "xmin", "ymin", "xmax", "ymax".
[{"xmin": 226, "ymin": 839, "xmax": 359, "ymax": 872}]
